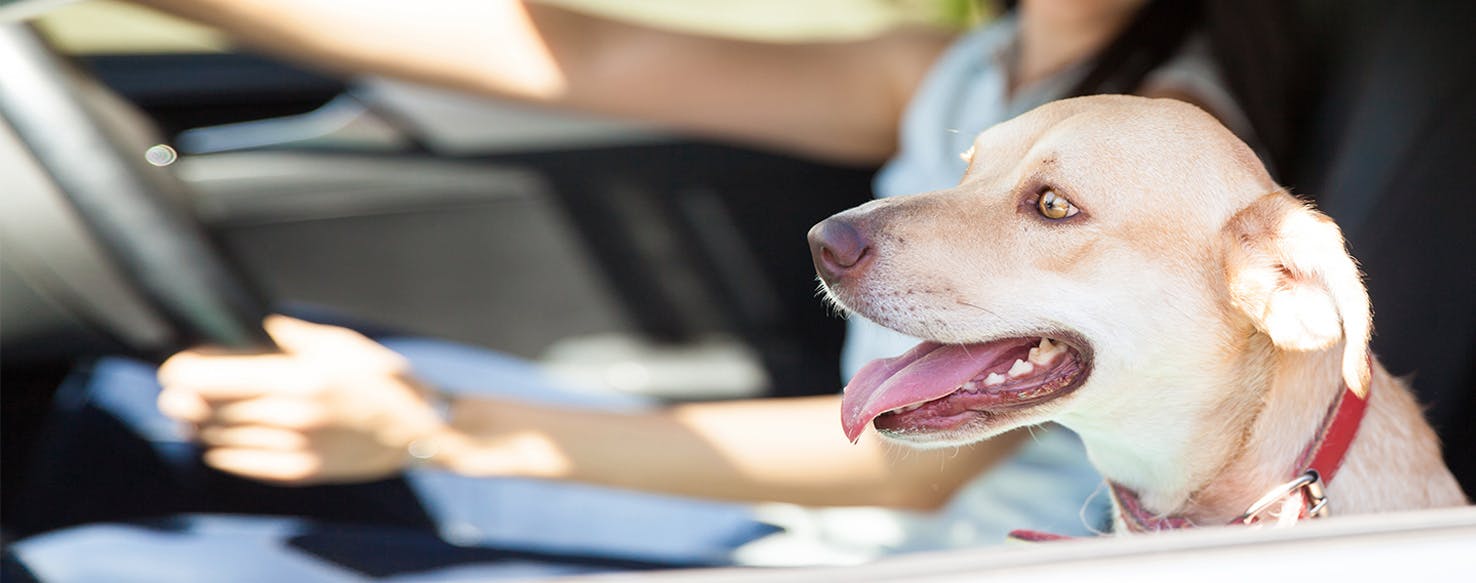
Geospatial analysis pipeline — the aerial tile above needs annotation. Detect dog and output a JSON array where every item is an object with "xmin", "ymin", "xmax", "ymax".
[{"xmin": 809, "ymin": 95, "xmax": 1466, "ymax": 532}]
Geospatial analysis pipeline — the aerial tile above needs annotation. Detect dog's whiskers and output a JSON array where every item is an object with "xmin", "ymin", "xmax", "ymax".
[
  {"xmin": 1079, "ymin": 481, "xmax": 1111, "ymax": 536},
  {"xmin": 879, "ymin": 439, "xmax": 917, "ymax": 460},
  {"xmin": 814, "ymin": 280, "xmax": 851, "ymax": 318},
  {"xmin": 956, "ymin": 300, "xmax": 1002, "ymax": 320}
]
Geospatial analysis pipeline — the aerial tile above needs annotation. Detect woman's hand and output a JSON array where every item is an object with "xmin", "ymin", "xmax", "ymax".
[{"xmin": 157, "ymin": 316, "xmax": 448, "ymax": 485}]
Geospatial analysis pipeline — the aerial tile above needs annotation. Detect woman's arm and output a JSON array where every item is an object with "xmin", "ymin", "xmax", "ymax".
[
  {"xmin": 159, "ymin": 317, "xmax": 1022, "ymax": 510},
  {"xmin": 130, "ymin": 0, "xmax": 952, "ymax": 163},
  {"xmin": 442, "ymin": 394, "xmax": 1025, "ymax": 510}
]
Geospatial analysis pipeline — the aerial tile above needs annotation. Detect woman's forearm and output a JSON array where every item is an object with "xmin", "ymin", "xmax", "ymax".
[
  {"xmin": 432, "ymin": 395, "xmax": 1024, "ymax": 510},
  {"xmin": 132, "ymin": 0, "xmax": 578, "ymax": 98},
  {"xmin": 158, "ymin": 317, "xmax": 1014, "ymax": 503},
  {"xmin": 127, "ymin": 0, "xmax": 949, "ymax": 163}
]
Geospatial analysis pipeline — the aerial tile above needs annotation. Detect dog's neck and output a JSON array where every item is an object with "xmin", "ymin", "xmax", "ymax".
[
  {"xmin": 1077, "ymin": 338, "xmax": 1463, "ymax": 527},
  {"xmin": 1070, "ymin": 337, "xmax": 1352, "ymax": 525},
  {"xmin": 1175, "ymin": 343, "xmax": 1352, "ymax": 524}
]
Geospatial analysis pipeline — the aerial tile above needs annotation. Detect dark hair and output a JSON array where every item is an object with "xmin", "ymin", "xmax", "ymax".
[
  {"xmin": 1063, "ymin": 0, "xmax": 1204, "ymax": 97},
  {"xmin": 1198, "ymin": 0, "xmax": 1309, "ymax": 181},
  {"xmin": 1000, "ymin": 0, "xmax": 1309, "ymax": 180}
]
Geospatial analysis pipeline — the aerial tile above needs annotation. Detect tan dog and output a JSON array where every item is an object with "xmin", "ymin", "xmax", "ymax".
[{"xmin": 810, "ymin": 95, "xmax": 1466, "ymax": 531}]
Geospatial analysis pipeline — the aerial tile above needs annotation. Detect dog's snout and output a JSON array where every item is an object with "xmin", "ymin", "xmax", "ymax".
[{"xmin": 808, "ymin": 217, "xmax": 873, "ymax": 284}]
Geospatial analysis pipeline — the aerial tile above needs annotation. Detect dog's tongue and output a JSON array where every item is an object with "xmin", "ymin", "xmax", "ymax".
[{"xmin": 841, "ymin": 341, "xmax": 1015, "ymax": 442}]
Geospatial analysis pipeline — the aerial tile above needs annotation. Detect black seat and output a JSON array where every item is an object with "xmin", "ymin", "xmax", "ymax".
[{"xmin": 1294, "ymin": 0, "xmax": 1476, "ymax": 496}]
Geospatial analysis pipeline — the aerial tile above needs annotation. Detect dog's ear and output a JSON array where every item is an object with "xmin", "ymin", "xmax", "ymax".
[{"xmin": 1222, "ymin": 192, "xmax": 1371, "ymax": 395}]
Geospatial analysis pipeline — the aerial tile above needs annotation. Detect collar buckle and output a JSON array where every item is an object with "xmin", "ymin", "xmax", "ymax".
[{"xmin": 1236, "ymin": 469, "xmax": 1329, "ymax": 525}]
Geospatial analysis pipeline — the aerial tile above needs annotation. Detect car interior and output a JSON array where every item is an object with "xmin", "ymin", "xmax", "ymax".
[{"xmin": 1, "ymin": 0, "xmax": 1472, "ymax": 576}]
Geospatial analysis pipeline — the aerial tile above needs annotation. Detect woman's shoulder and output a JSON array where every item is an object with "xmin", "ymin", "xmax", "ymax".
[
  {"xmin": 1142, "ymin": 35, "xmax": 1256, "ymax": 142},
  {"xmin": 930, "ymin": 15, "xmax": 1020, "ymax": 79},
  {"xmin": 880, "ymin": 15, "xmax": 1018, "ymax": 110}
]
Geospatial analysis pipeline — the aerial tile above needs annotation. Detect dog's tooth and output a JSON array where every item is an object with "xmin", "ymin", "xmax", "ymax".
[
  {"xmin": 984, "ymin": 372, "xmax": 1007, "ymax": 386},
  {"xmin": 1037, "ymin": 350, "xmax": 1055, "ymax": 364},
  {"xmin": 962, "ymin": 380, "xmax": 979, "ymax": 392},
  {"xmin": 1029, "ymin": 346, "xmax": 1059, "ymax": 365},
  {"xmin": 1034, "ymin": 338, "xmax": 1064, "ymax": 363},
  {"xmin": 1007, "ymin": 359, "xmax": 1033, "ymax": 378}
]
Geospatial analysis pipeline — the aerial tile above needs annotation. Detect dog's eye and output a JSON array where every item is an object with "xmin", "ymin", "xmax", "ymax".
[{"xmin": 1036, "ymin": 190, "xmax": 1079, "ymax": 220}]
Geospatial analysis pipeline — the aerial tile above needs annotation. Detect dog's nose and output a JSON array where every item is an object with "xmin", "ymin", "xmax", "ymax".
[{"xmin": 808, "ymin": 217, "xmax": 872, "ymax": 283}]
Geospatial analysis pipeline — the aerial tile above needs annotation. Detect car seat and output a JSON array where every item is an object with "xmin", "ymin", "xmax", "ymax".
[{"xmin": 1293, "ymin": 0, "xmax": 1476, "ymax": 496}]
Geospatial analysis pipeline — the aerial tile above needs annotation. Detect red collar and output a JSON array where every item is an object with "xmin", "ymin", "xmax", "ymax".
[
  {"xmin": 1011, "ymin": 358, "xmax": 1373, "ymax": 540},
  {"xmin": 1113, "ymin": 360, "xmax": 1372, "ymax": 532}
]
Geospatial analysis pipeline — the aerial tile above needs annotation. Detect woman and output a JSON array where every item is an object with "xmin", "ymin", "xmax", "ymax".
[{"xmin": 14, "ymin": 0, "xmax": 1305, "ymax": 578}]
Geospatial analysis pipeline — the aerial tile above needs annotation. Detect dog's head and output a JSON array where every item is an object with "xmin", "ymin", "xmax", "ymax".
[{"xmin": 816, "ymin": 96, "xmax": 1370, "ymax": 452}]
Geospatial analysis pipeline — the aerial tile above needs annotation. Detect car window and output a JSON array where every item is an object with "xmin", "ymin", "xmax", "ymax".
[
  {"xmin": 33, "ymin": 0, "xmax": 229, "ymax": 55},
  {"xmin": 33, "ymin": 0, "xmax": 985, "ymax": 58}
]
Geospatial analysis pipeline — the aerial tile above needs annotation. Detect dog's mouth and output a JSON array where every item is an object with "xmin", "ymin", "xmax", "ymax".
[{"xmin": 840, "ymin": 334, "xmax": 1091, "ymax": 442}]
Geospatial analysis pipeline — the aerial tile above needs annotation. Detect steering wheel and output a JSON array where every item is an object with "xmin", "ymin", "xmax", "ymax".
[{"xmin": 0, "ymin": 24, "xmax": 274, "ymax": 351}]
